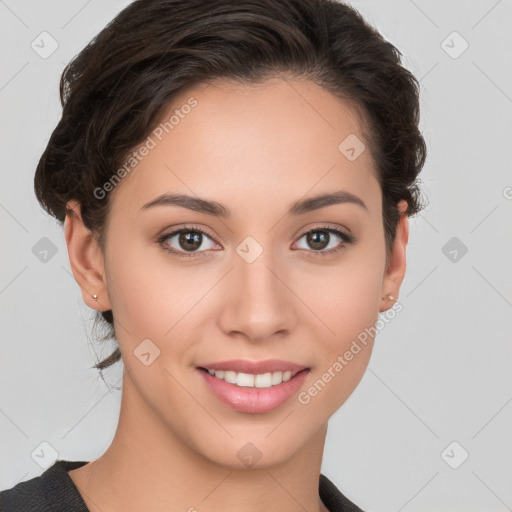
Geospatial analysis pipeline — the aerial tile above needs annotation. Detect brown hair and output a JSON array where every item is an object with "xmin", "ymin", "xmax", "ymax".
[{"xmin": 34, "ymin": 0, "xmax": 427, "ymax": 371}]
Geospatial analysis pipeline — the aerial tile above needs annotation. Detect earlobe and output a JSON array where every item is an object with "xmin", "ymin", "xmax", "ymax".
[
  {"xmin": 379, "ymin": 200, "xmax": 409, "ymax": 313},
  {"xmin": 64, "ymin": 200, "xmax": 112, "ymax": 312}
]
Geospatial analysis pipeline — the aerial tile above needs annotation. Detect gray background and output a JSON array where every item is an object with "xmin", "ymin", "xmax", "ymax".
[{"xmin": 1, "ymin": 1, "xmax": 511, "ymax": 511}]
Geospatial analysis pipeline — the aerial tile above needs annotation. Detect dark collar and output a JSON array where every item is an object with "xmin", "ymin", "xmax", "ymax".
[{"xmin": 1, "ymin": 460, "xmax": 364, "ymax": 512}]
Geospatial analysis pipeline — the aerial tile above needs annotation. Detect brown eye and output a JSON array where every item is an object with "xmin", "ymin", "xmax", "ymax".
[
  {"xmin": 305, "ymin": 230, "xmax": 330, "ymax": 250},
  {"xmin": 177, "ymin": 231, "xmax": 203, "ymax": 252},
  {"xmin": 294, "ymin": 226, "xmax": 354, "ymax": 256},
  {"xmin": 157, "ymin": 225, "xmax": 220, "ymax": 259}
]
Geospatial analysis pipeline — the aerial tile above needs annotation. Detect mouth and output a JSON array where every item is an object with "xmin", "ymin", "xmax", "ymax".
[
  {"xmin": 195, "ymin": 361, "xmax": 311, "ymax": 414},
  {"xmin": 197, "ymin": 367, "xmax": 308, "ymax": 388}
]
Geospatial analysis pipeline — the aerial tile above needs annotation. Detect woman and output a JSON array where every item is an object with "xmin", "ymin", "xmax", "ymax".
[{"xmin": 0, "ymin": 0, "xmax": 426, "ymax": 510}]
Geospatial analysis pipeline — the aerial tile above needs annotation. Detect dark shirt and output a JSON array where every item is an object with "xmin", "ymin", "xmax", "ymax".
[{"xmin": 0, "ymin": 460, "xmax": 364, "ymax": 511}]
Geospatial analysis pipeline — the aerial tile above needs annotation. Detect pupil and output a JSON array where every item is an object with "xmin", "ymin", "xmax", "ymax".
[{"xmin": 180, "ymin": 231, "xmax": 201, "ymax": 251}]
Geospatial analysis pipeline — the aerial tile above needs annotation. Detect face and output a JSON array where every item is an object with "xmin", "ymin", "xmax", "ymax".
[{"xmin": 66, "ymin": 76, "xmax": 408, "ymax": 469}]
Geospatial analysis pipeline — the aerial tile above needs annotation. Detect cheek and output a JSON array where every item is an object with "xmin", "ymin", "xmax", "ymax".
[
  {"xmin": 295, "ymin": 245, "xmax": 385, "ymax": 340},
  {"xmin": 105, "ymin": 222, "xmax": 385, "ymax": 353},
  {"xmin": 104, "ymin": 243, "xmax": 214, "ymax": 349},
  {"xmin": 292, "ymin": 243, "xmax": 384, "ymax": 411}
]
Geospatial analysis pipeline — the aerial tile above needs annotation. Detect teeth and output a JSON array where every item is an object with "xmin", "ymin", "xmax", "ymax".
[
  {"xmin": 255, "ymin": 373, "xmax": 272, "ymax": 388},
  {"xmin": 271, "ymin": 371, "xmax": 283, "ymax": 385},
  {"xmin": 224, "ymin": 370, "xmax": 237, "ymax": 384},
  {"xmin": 205, "ymin": 369, "xmax": 298, "ymax": 387},
  {"xmin": 237, "ymin": 372, "xmax": 255, "ymax": 387}
]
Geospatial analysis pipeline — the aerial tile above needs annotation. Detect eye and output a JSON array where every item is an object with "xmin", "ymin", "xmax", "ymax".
[
  {"xmin": 293, "ymin": 225, "xmax": 354, "ymax": 256},
  {"xmin": 156, "ymin": 223, "xmax": 354, "ymax": 259},
  {"xmin": 156, "ymin": 225, "xmax": 220, "ymax": 259}
]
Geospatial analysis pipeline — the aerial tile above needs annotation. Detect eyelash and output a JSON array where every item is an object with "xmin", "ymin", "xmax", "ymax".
[{"xmin": 156, "ymin": 224, "xmax": 355, "ymax": 259}]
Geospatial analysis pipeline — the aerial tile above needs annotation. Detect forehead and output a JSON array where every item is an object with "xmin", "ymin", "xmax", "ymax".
[{"xmin": 109, "ymin": 76, "xmax": 380, "ymax": 217}]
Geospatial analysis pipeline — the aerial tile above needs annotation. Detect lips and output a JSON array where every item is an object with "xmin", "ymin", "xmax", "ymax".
[{"xmin": 195, "ymin": 359, "xmax": 311, "ymax": 413}]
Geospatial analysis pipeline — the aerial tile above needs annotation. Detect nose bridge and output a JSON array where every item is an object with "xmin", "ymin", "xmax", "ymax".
[{"xmin": 219, "ymin": 235, "xmax": 296, "ymax": 340}]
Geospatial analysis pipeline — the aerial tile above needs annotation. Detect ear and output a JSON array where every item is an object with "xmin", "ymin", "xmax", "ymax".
[
  {"xmin": 379, "ymin": 199, "xmax": 409, "ymax": 313},
  {"xmin": 64, "ymin": 200, "xmax": 112, "ymax": 312}
]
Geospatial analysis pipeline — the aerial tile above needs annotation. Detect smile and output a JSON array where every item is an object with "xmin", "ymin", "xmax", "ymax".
[
  {"xmin": 196, "ymin": 366, "xmax": 311, "ymax": 414},
  {"xmin": 199, "ymin": 368, "xmax": 298, "ymax": 388}
]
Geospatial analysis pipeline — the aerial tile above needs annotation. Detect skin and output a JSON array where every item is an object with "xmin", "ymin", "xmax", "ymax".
[{"xmin": 65, "ymin": 76, "xmax": 409, "ymax": 512}]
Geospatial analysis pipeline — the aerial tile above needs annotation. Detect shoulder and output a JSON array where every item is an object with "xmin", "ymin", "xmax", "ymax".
[
  {"xmin": 319, "ymin": 473, "xmax": 365, "ymax": 512},
  {"xmin": 0, "ymin": 460, "xmax": 90, "ymax": 512}
]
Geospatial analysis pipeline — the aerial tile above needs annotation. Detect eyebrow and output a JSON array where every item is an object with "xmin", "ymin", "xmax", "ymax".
[{"xmin": 140, "ymin": 190, "xmax": 367, "ymax": 217}]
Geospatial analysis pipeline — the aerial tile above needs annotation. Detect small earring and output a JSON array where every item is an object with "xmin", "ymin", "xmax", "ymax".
[
  {"xmin": 381, "ymin": 295, "xmax": 394, "ymax": 301},
  {"xmin": 92, "ymin": 294, "xmax": 98, "ymax": 301}
]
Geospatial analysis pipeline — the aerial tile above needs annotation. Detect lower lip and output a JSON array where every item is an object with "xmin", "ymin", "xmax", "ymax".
[{"xmin": 196, "ymin": 368, "xmax": 310, "ymax": 414}]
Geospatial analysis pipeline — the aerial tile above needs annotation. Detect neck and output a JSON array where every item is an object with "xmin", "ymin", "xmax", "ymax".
[{"xmin": 69, "ymin": 371, "xmax": 330, "ymax": 512}]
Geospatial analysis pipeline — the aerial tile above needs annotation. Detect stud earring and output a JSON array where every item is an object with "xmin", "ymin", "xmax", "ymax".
[
  {"xmin": 92, "ymin": 294, "xmax": 98, "ymax": 301},
  {"xmin": 381, "ymin": 295, "xmax": 394, "ymax": 302}
]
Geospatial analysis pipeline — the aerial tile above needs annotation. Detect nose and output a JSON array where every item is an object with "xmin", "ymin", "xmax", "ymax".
[{"xmin": 217, "ymin": 247, "xmax": 298, "ymax": 344}]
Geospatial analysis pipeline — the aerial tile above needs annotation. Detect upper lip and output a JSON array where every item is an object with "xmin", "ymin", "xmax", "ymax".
[{"xmin": 197, "ymin": 359, "xmax": 308, "ymax": 374}]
